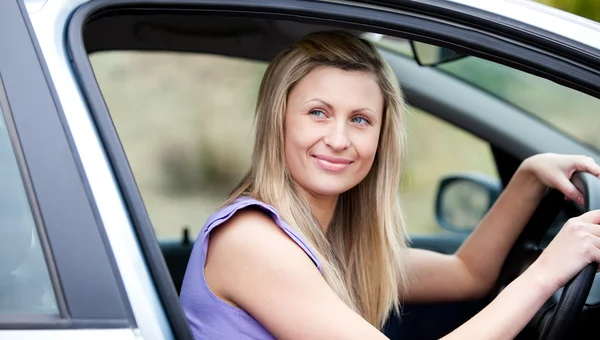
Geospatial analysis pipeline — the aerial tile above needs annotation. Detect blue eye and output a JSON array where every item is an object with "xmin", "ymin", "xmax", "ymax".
[
  {"xmin": 351, "ymin": 116, "xmax": 370, "ymax": 125},
  {"xmin": 309, "ymin": 109, "xmax": 326, "ymax": 117}
]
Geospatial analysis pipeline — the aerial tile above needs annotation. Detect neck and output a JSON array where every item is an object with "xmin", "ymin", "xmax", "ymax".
[{"xmin": 300, "ymin": 190, "xmax": 338, "ymax": 232}]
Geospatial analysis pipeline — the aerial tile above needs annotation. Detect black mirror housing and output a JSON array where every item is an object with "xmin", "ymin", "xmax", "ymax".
[
  {"xmin": 410, "ymin": 40, "xmax": 468, "ymax": 66},
  {"xmin": 435, "ymin": 173, "xmax": 502, "ymax": 233}
]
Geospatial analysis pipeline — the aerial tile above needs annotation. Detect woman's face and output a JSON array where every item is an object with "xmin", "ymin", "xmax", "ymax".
[{"xmin": 284, "ymin": 66, "xmax": 384, "ymax": 198}]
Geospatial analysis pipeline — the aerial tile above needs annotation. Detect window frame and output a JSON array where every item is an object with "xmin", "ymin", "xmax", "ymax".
[
  {"xmin": 0, "ymin": 0, "xmax": 133, "ymax": 330},
  {"xmin": 65, "ymin": 0, "xmax": 600, "ymax": 337},
  {"xmin": 0, "ymin": 74, "xmax": 63, "ymax": 321}
]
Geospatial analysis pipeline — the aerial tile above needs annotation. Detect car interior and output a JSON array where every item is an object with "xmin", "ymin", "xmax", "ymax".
[{"xmin": 74, "ymin": 7, "xmax": 600, "ymax": 339}]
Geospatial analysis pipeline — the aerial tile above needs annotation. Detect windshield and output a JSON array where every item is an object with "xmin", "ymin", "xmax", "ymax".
[
  {"xmin": 367, "ymin": 34, "xmax": 600, "ymax": 151},
  {"xmin": 436, "ymin": 57, "xmax": 600, "ymax": 151}
]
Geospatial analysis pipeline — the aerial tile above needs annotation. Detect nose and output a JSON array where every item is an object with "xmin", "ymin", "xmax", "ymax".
[{"xmin": 323, "ymin": 121, "xmax": 350, "ymax": 151}]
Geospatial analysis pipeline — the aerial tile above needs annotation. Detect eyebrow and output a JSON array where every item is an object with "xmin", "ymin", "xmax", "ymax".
[{"xmin": 305, "ymin": 98, "xmax": 377, "ymax": 115}]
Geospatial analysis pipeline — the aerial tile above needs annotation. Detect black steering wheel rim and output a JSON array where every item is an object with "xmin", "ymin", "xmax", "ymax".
[
  {"xmin": 492, "ymin": 172, "xmax": 600, "ymax": 340},
  {"xmin": 538, "ymin": 172, "xmax": 600, "ymax": 340}
]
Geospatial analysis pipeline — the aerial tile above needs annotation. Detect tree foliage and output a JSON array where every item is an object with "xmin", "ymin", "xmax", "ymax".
[{"xmin": 538, "ymin": 0, "xmax": 600, "ymax": 22}]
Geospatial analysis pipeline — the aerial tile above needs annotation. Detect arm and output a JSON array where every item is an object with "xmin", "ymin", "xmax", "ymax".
[
  {"xmin": 208, "ymin": 207, "xmax": 600, "ymax": 340},
  {"xmin": 404, "ymin": 169, "xmax": 546, "ymax": 302},
  {"xmin": 205, "ymin": 208, "xmax": 388, "ymax": 340},
  {"xmin": 443, "ymin": 209, "xmax": 600, "ymax": 339},
  {"xmin": 441, "ymin": 266, "xmax": 553, "ymax": 340},
  {"xmin": 404, "ymin": 153, "xmax": 600, "ymax": 303}
]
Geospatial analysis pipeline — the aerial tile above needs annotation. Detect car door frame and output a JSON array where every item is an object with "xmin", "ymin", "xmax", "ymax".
[
  {"xmin": 0, "ymin": 0, "xmax": 137, "ymax": 338},
  {"xmin": 58, "ymin": 0, "xmax": 600, "ymax": 337}
]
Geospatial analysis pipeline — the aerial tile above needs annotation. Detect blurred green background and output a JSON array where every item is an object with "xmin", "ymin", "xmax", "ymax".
[
  {"xmin": 90, "ymin": 0, "xmax": 600, "ymax": 240},
  {"xmin": 538, "ymin": 0, "xmax": 600, "ymax": 21}
]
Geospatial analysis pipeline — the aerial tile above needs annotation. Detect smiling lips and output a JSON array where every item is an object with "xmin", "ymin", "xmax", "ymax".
[{"xmin": 312, "ymin": 154, "xmax": 354, "ymax": 172}]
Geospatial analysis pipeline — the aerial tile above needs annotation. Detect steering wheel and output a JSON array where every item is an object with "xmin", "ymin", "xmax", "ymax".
[{"xmin": 492, "ymin": 172, "xmax": 600, "ymax": 340}]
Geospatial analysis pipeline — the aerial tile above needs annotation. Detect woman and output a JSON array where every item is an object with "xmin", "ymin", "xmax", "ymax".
[{"xmin": 180, "ymin": 31, "xmax": 600, "ymax": 339}]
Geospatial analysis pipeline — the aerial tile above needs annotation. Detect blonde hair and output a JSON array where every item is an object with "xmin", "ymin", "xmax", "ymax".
[{"xmin": 225, "ymin": 31, "xmax": 409, "ymax": 328}]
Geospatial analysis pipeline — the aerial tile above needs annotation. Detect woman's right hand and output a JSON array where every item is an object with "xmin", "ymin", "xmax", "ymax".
[
  {"xmin": 442, "ymin": 211, "xmax": 600, "ymax": 340},
  {"xmin": 528, "ymin": 209, "xmax": 600, "ymax": 293}
]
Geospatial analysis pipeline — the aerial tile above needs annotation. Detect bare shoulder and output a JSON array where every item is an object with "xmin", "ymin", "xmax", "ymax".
[
  {"xmin": 209, "ymin": 207, "xmax": 288, "ymax": 247},
  {"xmin": 207, "ymin": 207, "xmax": 308, "ymax": 263},
  {"xmin": 204, "ymin": 206, "xmax": 319, "ymax": 302},
  {"xmin": 205, "ymin": 207, "xmax": 385, "ymax": 339}
]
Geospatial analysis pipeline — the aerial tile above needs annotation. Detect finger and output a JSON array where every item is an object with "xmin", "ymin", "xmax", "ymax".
[
  {"xmin": 574, "ymin": 156, "xmax": 600, "ymax": 177},
  {"xmin": 555, "ymin": 176, "xmax": 585, "ymax": 205},
  {"xmin": 588, "ymin": 233, "xmax": 600, "ymax": 261},
  {"xmin": 577, "ymin": 210, "xmax": 600, "ymax": 224},
  {"xmin": 581, "ymin": 222, "xmax": 600, "ymax": 237},
  {"xmin": 578, "ymin": 225, "xmax": 600, "ymax": 266},
  {"xmin": 560, "ymin": 222, "xmax": 600, "ymax": 271}
]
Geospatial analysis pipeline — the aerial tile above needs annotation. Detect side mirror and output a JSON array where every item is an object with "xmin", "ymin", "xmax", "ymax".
[
  {"xmin": 410, "ymin": 41, "xmax": 467, "ymax": 66},
  {"xmin": 435, "ymin": 173, "xmax": 502, "ymax": 233}
]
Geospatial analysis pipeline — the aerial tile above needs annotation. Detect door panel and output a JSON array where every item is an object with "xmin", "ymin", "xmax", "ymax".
[
  {"xmin": 0, "ymin": 0, "xmax": 131, "ymax": 330},
  {"xmin": 410, "ymin": 234, "xmax": 466, "ymax": 254},
  {"xmin": 65, "ymin": 1, "xmax": 600, "ymax": 339}
]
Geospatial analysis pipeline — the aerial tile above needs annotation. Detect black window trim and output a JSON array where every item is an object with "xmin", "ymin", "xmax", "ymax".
[
  {"xmin": 65, "ymin": 0, "xmax": 600, "ymax": 337},
  {"xmin": 361, "ymin": 0, "xmax": 600, "ymax": 71},
  {"xmin": 0, "ymin": 0, "xmax": 133, "ymax": 329},
  {"xmin": 72, "ymin": 0, "xmax": 600, "ymax": 98}
]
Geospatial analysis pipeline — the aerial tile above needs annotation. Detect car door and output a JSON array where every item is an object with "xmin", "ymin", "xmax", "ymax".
[
  {"xmin": 56, "ymin": 0, "xmax": 600, "ymax": 339},
  {"xmin": 0, "ymin": 1, "xmax": 138, "ymax": 339}
]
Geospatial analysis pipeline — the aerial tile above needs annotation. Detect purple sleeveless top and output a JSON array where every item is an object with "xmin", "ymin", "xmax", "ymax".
[{"xmin": 180, "ymin": 196, "xmax": 322, "ymax": 339}]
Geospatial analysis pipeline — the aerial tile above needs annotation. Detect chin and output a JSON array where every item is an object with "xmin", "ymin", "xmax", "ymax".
[{"xmin": 306, "ymin": 181, "xmax": 356, "ymax": 197}]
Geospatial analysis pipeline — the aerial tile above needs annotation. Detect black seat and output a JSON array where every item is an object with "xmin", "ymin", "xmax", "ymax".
[{"xmin": 160, "ymin": 230, "xmax": 194, "ymax": 294}]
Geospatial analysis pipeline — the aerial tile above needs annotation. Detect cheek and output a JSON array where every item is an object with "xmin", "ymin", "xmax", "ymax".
[
  {"xmin": 284, "ymin": 118, "xmax": 321, "ymax": 155},
  {"xmin": 284, "ymin": 123, "xmax": 311, "ymax": 168},
  {"xmin": 355, "ymin": 131, "xmax": 379, "ymax": 180},
  {"xmin": 355, "ymin": 133, "xmax": 380, "ymax": 171}
]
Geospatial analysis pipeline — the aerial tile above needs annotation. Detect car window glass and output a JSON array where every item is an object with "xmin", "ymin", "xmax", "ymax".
[
  {"xmin": 0, "ymin": 103, "xmax": 58, "ymax": 315},
  {"xmin": 90, "ymin": 49, "xmax": 498, "ymax": 239},
  {"xmin": 401, "ymin": 108, "xmax": 497, "ymax": 235},
  {"xmin": 437, "ymin": 57, "xmax": 600, "ymax": 151},
  {"xmin": 91, "ymin": 51, "xmax": 264, "ymax": 240}
]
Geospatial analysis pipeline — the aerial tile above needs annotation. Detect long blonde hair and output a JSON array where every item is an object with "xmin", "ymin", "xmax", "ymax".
[{"xmin": 225, "ymin": 31, "xmax": 409, "ymax": 328}]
